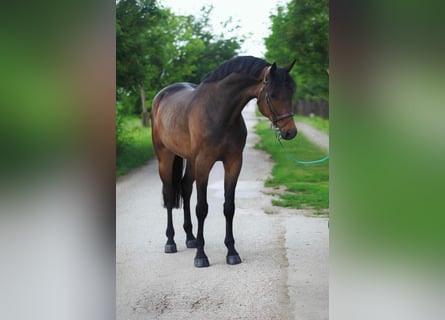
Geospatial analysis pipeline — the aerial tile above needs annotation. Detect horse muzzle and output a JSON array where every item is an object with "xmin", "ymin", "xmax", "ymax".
[{"xmin": 280, "ymin": 127, "xmax": 297, "ymax": 140}]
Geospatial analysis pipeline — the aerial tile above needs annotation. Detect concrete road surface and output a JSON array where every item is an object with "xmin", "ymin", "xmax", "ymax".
[{"xmin": 117, "ymin": 100, "xmax": 329, "ymax": 319}]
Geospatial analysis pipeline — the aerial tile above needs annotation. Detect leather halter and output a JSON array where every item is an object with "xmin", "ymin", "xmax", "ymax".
[{"xmin": 260, "ymin": 77, "xmax": 294, "ymax": 128}]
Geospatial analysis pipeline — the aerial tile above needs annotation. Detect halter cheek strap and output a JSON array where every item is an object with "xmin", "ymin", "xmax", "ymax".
[{"xmin": 260, "ymin": 75, "xmax": 294, "ymax": 128}]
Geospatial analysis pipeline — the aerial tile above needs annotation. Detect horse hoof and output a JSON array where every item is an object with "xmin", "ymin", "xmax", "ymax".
[
  {"xmin": 186, "ymin": 239, "xmax": 197, "ymax": 248},
  {"xmin": 194, "ymin": 256, "xmax": 210, "ymax": 268},
  {"xmin": 226, "ymin": 255, "xmax": 242, "ymax": 265},
  {"xmin": 164, "ymin": 243, "xmax": 177, "ymax": 253}
]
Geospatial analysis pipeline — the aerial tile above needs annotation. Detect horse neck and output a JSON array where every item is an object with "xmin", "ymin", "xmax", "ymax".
[{"xmin": 204, "ymin": 74, "xmax": 261, "ymax": 126}]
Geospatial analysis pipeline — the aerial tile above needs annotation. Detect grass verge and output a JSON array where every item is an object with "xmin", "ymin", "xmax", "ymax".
[
  {"xmin": 297, "ymin": 115, "xmax": 329, "ymax": 134},
  {"xmin": 255, "ymin": 119, "xmax": 329, "ymax": 214},
  {"xmin": 116, "ymin": 116, "xmax": 154, "ymax": 177}
]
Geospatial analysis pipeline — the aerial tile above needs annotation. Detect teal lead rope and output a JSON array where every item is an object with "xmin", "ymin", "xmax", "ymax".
[{"xmin": 277, "ymin": 132, "xmax": 329, "ymax": 165}]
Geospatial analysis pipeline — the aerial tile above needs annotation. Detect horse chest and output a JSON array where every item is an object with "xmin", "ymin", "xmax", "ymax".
[{"xmin": 187, "ymin": 125, "xmax": 245, "ymax": 158}]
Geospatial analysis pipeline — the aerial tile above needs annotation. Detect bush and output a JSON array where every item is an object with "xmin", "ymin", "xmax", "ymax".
[
  {"xmin": 116, "ymin": 102, "xmax": 130, "ymax": 155},
  {"xmin": 116, "ymin": 116, "xmax": 154, "ymax": 177}
]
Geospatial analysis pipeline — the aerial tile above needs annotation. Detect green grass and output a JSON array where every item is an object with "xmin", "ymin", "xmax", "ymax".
[
  {"xmin": 116, "ymin": 116, "xmax": 154, "ymax": 177},
  {"xmin": 297, "ymin": 115, "xmax": 329, "ymax": 134},
  {"xmin": 255, "ymin": 119, "xmax": 329, "ymax": 214}
]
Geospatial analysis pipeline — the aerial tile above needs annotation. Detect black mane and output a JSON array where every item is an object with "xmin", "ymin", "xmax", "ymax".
[{"xmin": 202, "ymin": 56, "xmax": 271, "ymax": 83}]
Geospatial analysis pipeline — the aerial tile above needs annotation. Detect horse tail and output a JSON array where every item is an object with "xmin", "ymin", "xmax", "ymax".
[{"xmin": 171, "ymin": 155, "xmax": 184, "ymax": 209}]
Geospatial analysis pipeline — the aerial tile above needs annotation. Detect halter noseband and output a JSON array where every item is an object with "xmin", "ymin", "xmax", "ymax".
[{"xmin": 261, "ymin": 75, "xmax": 294, "ymax": 128}]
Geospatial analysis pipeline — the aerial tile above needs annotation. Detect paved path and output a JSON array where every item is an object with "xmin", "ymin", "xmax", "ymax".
[
  {"xmin": 117, "ymin": 100, "xmax": 329, "ymax": 319},
  {"xmin": 296, "ymin": 121, "xmax": 329, "ymax": 153}
]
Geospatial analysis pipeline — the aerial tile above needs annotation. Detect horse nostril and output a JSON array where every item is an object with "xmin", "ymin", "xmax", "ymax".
[{"xmin": 282, "ymin": 128, "xmax": 297, "ymax": 140}]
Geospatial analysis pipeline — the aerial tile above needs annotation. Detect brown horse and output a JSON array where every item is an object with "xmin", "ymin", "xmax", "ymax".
[{"xmin": 151, "ymin": 56, "xmax": 297, "ymax": 267}]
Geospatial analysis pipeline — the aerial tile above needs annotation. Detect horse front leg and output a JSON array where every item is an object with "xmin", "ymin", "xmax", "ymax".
[{"xmin": 223, "ymin": 155, "xmax": 243, "ymax": 265}]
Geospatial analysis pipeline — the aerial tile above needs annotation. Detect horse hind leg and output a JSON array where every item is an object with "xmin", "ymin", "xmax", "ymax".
[
  {"xmin": 182, "ymin": 161, "xmax": 197, "ymax": 248},
  {"xmin": 164, "ymin": 206, "xmax": 177, "ymax": 253},
  {"xmin": 158, "ymin": 153, "xmax": 184, "ymax": 253}
]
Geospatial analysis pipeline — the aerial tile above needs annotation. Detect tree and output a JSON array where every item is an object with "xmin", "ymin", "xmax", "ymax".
[
  {"xmin": 116, "ymin": 0, "xmax": 161, "ymax": 126},
  {"xmin": 160, "ymin": 6, "xmax": 243, "ymax": 85},
  {"xmin": 265, "ymin": 0, "xmax": 328, "ymax": 101}
]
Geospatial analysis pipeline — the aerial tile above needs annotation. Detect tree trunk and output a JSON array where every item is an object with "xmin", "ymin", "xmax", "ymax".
[{"xmin": 140, "ymin": 85, "xmax": 149, "ymax": 127}]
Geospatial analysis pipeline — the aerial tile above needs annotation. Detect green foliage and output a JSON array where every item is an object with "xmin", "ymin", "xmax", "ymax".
[
  {"xmin": 116, "ymin": 0, "xmax": 160, "ymax": 96},
  {"xmin": 116, "ymin": 116, "xmax": 154, "ymax": 177},
  {"xmin": 116, "ymin": 102, "xmax": 127, "ymax": 154},
  {"xmin": 265, "ymin": 0, "xmax": 328, "ymax": 100},
  {"xmin": 255, "ymin": 119, "xmax": 329, "ymax": 213},
  {"xmin": 178, "ymin": 6, "xmax": 243, "ymax": 84}
]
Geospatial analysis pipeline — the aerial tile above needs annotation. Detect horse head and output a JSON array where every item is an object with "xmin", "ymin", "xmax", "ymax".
[{"xmin": 257, "ymin": 60, "xmax": 297, "ymax": 140}]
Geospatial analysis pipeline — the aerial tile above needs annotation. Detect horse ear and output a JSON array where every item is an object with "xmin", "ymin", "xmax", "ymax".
[
  {"xmin": 270, "ymin": 62, "xmax": 277, "ymax": 76},
  {"xmin": 265, "ymin": 63, "xmax": 277, "ymax": 83},
  {"xmin": 283, "ymin": 59, "xmax": 296, "ymax": 73}
]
